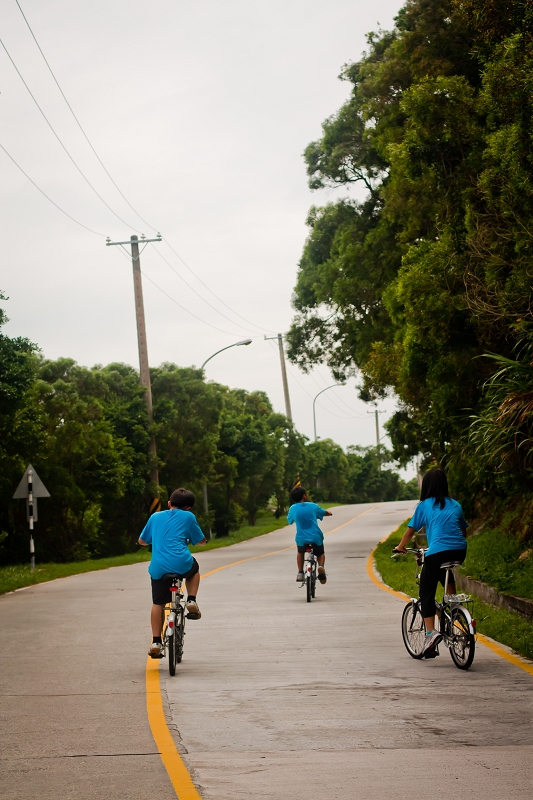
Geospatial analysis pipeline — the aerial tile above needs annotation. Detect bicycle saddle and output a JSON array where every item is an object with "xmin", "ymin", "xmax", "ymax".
[
  {"xmin": 161, "ymin": 572, "xmax": 181, "ymax": 580},
  {"xmin": 440, "ymin": 561, "xmax": 462, "ymax": 569}
]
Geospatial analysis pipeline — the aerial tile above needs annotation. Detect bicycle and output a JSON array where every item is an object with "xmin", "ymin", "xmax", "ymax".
[
  {"xmin": 161, "ymin": 572, "xmax": 187, "ymax": 676},
  {"xmin": 302, "ymin": 543, "xmax": 317, "ymax": 602},
  {"xmin": 393, "ymin": 546, "xmax": 477, "ymax": 670}
]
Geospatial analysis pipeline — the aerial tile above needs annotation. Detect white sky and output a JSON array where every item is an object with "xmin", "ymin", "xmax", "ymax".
[{"xmin": 1, "ymin": 0, "xmax": 415, "ymax": 478}]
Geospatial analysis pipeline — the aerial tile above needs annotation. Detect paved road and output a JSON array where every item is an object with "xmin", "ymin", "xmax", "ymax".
[{"xmin": 1, "ymin": 501, "xmax": 532, "ymax": 799}]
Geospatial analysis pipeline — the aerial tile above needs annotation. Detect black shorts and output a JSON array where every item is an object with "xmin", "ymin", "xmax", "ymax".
[
  {"xmin": 297, "ymin": 543, "xmax": 325, "ymax": 557},
  {"xmin": 151, "ymin": 558, "xmax": 199, "ymax": 605}
]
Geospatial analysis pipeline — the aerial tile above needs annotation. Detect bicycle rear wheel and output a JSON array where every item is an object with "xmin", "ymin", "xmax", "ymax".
[
  {"xmin": 449, "ymin": 608, "xmax": 475, "ymax": 670},
  {"xmin": 306, "ymin": 574, "xmax": 312, "ymax": 602},
  {"xmin": 401, "ymin": 600, "xmax": 425, "ymax": 659},
  {"xmin": 168, "ymin": 626, "xmax": 176, "ymax": 676},
  {"xmin": 311, "ymin": 566, "xmax": 316, "ymax": 598}
]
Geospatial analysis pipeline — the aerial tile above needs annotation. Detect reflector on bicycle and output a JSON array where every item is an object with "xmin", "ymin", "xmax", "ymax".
[{"xmin": 170, "ymin": 586, "xmax": 180, "ymax": 592}]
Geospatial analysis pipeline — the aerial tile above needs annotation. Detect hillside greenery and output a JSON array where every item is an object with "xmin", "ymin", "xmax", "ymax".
[{"xmin": 287, "ymin": 0, "xmax": 533, "ymax": 539}]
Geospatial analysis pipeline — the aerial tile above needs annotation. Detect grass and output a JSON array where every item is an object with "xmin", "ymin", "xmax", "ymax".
[
  {"xmin": 0, "ymin": 505, "xmax": 340, "ymax": 596},
  {"xmin": 374, "ymin": 521, "xmax": 533, "ymax": 661},
  {"xmin": 462, "ymin": 526, "xmax": 533, "ymax": 601}
]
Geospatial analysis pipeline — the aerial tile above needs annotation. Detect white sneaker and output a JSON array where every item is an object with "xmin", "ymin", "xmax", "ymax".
[
  {"xmin": 148, "ymin": 641, "xmax": 163, "ymax": 658},
  {"xmin": 444, "ymin": 593, "xmax": 469, "ymax": 603},
  {"xmin": 318, "ymin": 566, "xmax": 327, "ymax": 584},
  {"xmin": 422, "ymin": 630, "xmax": 443, "ymax": 654},
  {"xmin": 186, "ymin": 600, "xmax": 201, "ymax": 619},
  {"xmin": 296, "ymin": 572, "xmax": 304, "ymax": 582}
]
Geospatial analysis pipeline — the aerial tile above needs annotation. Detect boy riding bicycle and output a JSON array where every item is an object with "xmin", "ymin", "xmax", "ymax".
[
  {"xmin": 287, "ymin": 486, "xmax": 332, "ymax": 584},
  {"xmin": 138, "ymin": 488, "xmax": 206, "ymax": 658}
]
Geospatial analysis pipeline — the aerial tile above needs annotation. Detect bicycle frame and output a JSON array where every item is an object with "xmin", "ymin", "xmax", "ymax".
[
  {"xmin": 303, "ymin": 545, "xmax": 318, "ymax": 602},
  {"xmin": 163, "ymin": 578, "xmax": 186, "ymax": 653},
  {"xmin": 405, "ymin": 547, "xmax": 476, "ymax": 642},
  {"xmin": 303, "ymin": 547, "xmax": 317, "ymax": 579}
]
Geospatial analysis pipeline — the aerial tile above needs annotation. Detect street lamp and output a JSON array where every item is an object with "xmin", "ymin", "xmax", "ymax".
[
  {"xmin": 313, "ymin": 384, "xmax": 344, "ymax": 442},
  {"xmin": 201, "ymin": 339, "xmax": 252, "ymax": 370},
  {"xmin": 200, "ymin": 338, "xmax": 253, "ymax": 538}
]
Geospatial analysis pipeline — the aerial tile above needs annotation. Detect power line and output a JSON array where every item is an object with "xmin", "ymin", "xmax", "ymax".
[
  {"xmin": 112, "ymin": 245, "xmax": 247, "ymax": 336},
  {"xmin": 1, "ymin": 142, "xmax": 104, "ymax": 236},
  {"xmin": 309, "ymin": 369, "xmax": 365, "ymax": 417},
  {"xmin": 9, "ymin": 3, "xmax": 280, "ymax": 336},
  {"xmin": 140, "ymin": 269, "xmax": 247, "ymax": 338},
  {"xmin": 152, "ymin": 247, "xmax": 263, "ymax": 337},
  {"xmin": 0, "ymin": 36, "xmax": 140, "ymax": 231},
  {"xmin": 283, "ymin": 359, "xmax": 367, "ymax": 421},
  {"xmin": 14, "ymin": 0, "xmax": 158, "ymax": 235},
  {"xmin": 164, "ymin": 240, "xmax": 278, "ymax": 335}
]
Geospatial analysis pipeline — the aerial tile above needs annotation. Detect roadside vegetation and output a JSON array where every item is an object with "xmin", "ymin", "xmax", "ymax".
[
  {"xmin": 374, "ymin": 523, "xmax": 533, "ymax": 661},
  {"xmin": 0, "ymin": 288, "xmax": 416, "ymax": 570},
  {"xmin": 287, "ymin": 0, "xmax": 533, "ymax": 547},
  {"xmin": 0, "ymin": 503, "xmax": 347, "ymax": 595},
  {"xmin": 0, "ymin": 511, "xmax": 298, "ymax": 595}
]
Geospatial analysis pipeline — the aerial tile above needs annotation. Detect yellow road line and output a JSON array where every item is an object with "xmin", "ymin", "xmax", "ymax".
[
  {"xmin": 201, "ymin": 502, "xmax": 383, "ymax": 580},
  {"xmin": 476, "ymin": 633, "xmax": 533, "ymax": 676},
  {"xmin": 366, "ymin": 546, "xmax": 533, "ymax": 677},
  {"xmin": 145, "ymin": 502, "xmax": 383, "ymax": 798},
  {"xmin": 145, "ymin": 658, "xmax": 203, "ymax": 800}
]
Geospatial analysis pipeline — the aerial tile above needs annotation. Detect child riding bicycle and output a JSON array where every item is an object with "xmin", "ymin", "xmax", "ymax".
[
  {"xmin": 393, "ymin": 468, "xmax": 468, "ymax": 655},
  {"xmin": 287, "ymin": 486, "xmax": 332, "ymax": 584},
  {"xmin": 138, "ymin": 488, "xmax": 206, "ymax": 658}
]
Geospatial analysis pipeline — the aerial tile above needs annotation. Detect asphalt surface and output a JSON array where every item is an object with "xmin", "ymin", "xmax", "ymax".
[{"xmin": 1, "ymin": 500, "xmax": 532, "ymax": 799}]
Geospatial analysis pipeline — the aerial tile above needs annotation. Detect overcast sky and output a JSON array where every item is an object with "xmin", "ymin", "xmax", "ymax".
[{"xmin": 1, "ymin": 0, "xmax": 415, "ymax": 477}]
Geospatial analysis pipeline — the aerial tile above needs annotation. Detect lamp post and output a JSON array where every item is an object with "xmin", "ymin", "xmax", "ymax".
[
  {"xmin": 201, "ymin": 339, "xmax": 252, "ymax": 370},
  {"xmin": 313, "ymin": 384, "xmax": 344, "ymax": 442},
  {"xmin": 200, "ymin": 338, "xmax": 253, "ymax": 537}
]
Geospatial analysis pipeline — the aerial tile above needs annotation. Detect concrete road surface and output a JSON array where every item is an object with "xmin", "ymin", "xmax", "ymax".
[{"xmin": 1, "ymin": 501, "xmax": 532, "ymax": 799}]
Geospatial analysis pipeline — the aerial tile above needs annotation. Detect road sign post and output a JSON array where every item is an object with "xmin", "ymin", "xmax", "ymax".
[{"xmin": 13, "ymin": 464, "xmax": 50, "ymax": 570}]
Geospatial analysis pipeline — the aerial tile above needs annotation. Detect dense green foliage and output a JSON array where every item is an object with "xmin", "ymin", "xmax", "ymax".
[
  {"xmin": 287, "ymin": 1, "xmax": 533, "ymax": 518},
  {"xmin": 0, "ymin": 512, "xmax": 290, "ymax": 595},
  {"xmin": 0, "ymin": 294, "xmax": 416, "ymax": 565}
]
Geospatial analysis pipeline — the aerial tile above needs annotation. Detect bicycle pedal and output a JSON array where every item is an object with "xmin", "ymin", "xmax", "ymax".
[
  {"xmin": 149, "ymin": 653, "xmax": 165, "ymax": 659},
  {"xmin": 424, "ymin": 646, "xmax": 440, "ymax": 659}
]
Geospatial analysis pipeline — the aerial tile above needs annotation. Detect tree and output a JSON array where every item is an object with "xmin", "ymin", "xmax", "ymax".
[{"xmin": 287, "ymin": 0, "xmax": 533, "ymax": 503}]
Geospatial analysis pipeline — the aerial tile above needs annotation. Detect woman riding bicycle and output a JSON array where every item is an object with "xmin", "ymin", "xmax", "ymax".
[{"xmin": 393, "ymin": 468, "xmax": 468, "ymax": 655}]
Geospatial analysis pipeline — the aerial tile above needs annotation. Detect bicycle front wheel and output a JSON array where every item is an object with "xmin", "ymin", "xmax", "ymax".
[
  {"xmin": 401, "ymin": 600, "xmax": 425, "ymax": 659},
  {"xmin": 449, "ymin": 608, "xmax": 475, "ymax": 670},
  {"xmin": 176, "ymin": 608, "xmax": 185, "ymax": 664}
]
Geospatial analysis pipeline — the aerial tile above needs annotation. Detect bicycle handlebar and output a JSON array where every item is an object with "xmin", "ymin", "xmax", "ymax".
[{"xmin": 391, "ymin": 546, "xmax": 425, "ymax": 559}]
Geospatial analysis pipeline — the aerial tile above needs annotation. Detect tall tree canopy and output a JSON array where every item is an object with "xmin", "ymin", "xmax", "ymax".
[{"xmin": 287, "ymin": 0, "xmax": 533, "ymax": 502}]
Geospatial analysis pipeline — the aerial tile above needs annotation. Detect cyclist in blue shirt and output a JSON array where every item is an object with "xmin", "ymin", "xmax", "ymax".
[
  {"xmin": 394, "ymin": 468, "xmax": 468, "ymax": 654},
  {"xmin": 287, "ymin": 486, "xmax": 332, "ymax": 584},
  {"xmin": 139, "ymin": 488, "xmax": 206, "ymax": 658}
]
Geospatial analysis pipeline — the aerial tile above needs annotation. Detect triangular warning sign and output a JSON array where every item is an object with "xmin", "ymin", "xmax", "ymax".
[{"xmin": 13, "ymin": 464, "xmax": 50, "ymax": 499}]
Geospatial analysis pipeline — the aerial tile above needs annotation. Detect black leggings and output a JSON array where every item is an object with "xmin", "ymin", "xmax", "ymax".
[{"xmin": 419, "ymin": 549, "xmax": 466, "ymax": 617}]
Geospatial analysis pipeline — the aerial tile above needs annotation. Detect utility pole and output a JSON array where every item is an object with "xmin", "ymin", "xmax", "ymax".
[
  {"xmin": 368, "ymin": 405, "xmax": 382, "ymax": 470},
  {"xmin": 265, "ymin": 334, "xmax": 292, "ymax": 421},
  {"xmin": 107, "ymin": 234, "xmax": 162, "ymax": 512}
]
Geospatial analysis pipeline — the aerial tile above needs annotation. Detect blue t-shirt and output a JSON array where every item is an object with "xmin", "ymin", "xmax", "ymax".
[
  {"xmin": 409, "ymin": 497, "xmax": 468, "ymax": 557},
  {"xmin": 139, "ymin": 508, "xmax": 205, "ymax": 579},
  {"xmin": 287, "ymin": 501, "xmax": 326, "ymax": 546}
]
